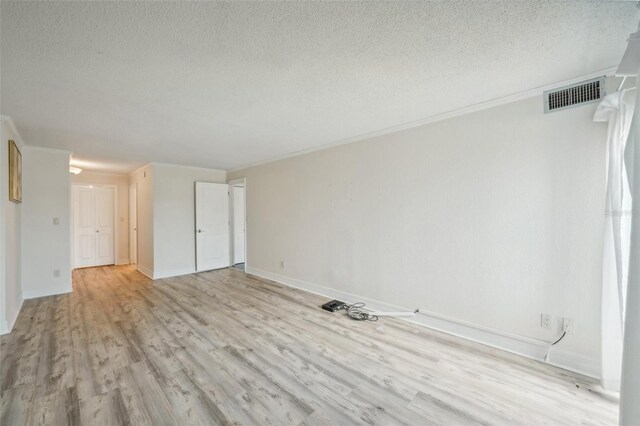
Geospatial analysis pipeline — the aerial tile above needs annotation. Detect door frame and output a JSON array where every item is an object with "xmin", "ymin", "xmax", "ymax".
[
  {"xmin": 129, "ymin": 183, "xmax": 137, "ymax": 265},
  {"xmin": 71, "ymin": 183, "xmax": 118, "ymax": 269},
  {"xmin": 228, "ymin": 177, "xmax": 247, "ymax": 269}
]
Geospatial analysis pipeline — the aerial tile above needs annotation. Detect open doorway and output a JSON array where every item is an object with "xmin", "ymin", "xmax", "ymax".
[{"xmin": 229, "ymin": 178, "xmax": 246, "ymax": 271}]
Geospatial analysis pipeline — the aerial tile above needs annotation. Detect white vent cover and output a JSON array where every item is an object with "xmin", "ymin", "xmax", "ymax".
[{"xmin": 543, "ymin": 76, "xmax": 605, "ymax": 113}]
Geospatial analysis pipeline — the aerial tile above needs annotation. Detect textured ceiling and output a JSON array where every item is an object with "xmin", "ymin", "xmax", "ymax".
[{"xmin": 1, "ymin": 1, "xmax": 638, "ymax": 173}]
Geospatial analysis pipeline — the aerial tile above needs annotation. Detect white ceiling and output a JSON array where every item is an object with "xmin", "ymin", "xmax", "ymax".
[{"xmin": 1, "ymin": 1, "xmax": 637, "ymax": 173}]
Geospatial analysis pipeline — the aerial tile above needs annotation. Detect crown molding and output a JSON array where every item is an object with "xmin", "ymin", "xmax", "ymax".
[
  {"xmin": 129, "ymin": 163, "xmax": 153, "ymax": 178},
  {"xmin": 152, "ymin": 161, "xmax": 226, "ymax": 174},
  {"xmin": 74, "ymin": 169, "xmax": 130, "ymax": 178},
  {"xmin": 24, "ymin": 145, "xmax": 72, "ymax": 155},
  {"xmin": 129, "ymin": 162, "xmax": 226, "ymax": 178},
  {"xmin": 0, "ymin": 115, "xmax": 27, "ymax": 147},
  {"xmin": 4, "ymin": 67, "xmax": 619, "ymax": 175},
  {"xmin": 229, "ymin": 67, "xmax": 617, "ymax": 173}
]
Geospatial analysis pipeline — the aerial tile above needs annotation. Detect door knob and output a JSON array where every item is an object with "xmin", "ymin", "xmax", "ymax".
[
  {"xmin": 96, "ymin": 230, "xmax": 99, "ymax": 233},
  {"xmin": 197, "ymin": 229, "xmax": 203, "ymax": 233}
]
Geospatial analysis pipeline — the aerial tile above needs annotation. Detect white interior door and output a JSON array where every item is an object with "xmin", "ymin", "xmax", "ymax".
[
  {"xmin": 129, "ymin": 184, "xmax": 137, "ymax": 264},
  {"xmin": 233, "ymin": 186, "xmax": 245, "ymax": 264},
  {"xmin": 74, "ymin": 187, "xmax": 97, "ymax": 268},
  {"xmin": 73, "ymin": 186, "xmax": 115, "ymax": 268},
  {"xmin": 195, "ymin": 182, "xmax": 230, "ymax": 271}
]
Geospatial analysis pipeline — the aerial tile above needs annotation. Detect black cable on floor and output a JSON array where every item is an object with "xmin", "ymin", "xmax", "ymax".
[{"xmin": 343, "ymin": 302, "xmax": 378, "ymax": 321}]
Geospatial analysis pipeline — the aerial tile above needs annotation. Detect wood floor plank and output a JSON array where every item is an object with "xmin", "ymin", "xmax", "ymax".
[
  {"xmin": 154, "ymin": 368, "xmax": 230, "ymax": 425},
  {"xmin": 114, "ymin": 361, "xmax": 178, "ymax": 426},
  {"xmin": 1, "ymin": 384, "xmax": 35, "ymax": 426},
  {"xmin": 26, "ymin": 386, "xmax": 80, "ymax": 426},
  {"xmin": 79, "ymin": 387, "xmax": 131, "ymax": 426},
  {"xmin": 0, "ymin": 265, "xmax": 619, "ymax": 425}
]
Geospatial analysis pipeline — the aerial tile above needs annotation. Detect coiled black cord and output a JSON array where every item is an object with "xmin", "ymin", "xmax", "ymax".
[{"xmin": 343, "ymin": 302, "xmax": 378, "ymax": 321}]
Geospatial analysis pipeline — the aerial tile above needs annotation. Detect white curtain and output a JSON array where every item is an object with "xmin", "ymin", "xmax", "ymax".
[
  {"xmin": 620, "ymin": 73, "xmax": 640, "ymax": 425},
  {"xmin": 594, "ymin": 89, "xmax": 636, "ymax": 391}
]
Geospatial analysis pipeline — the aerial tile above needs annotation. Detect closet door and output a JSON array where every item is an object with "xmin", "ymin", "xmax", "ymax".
[
  {"xmin": 73, "ymin": 186, "xmax": 115, "ymax": 268},
  {"xmin": 74, "ymin": 187, "xmax": 97, "ymax": 268}
]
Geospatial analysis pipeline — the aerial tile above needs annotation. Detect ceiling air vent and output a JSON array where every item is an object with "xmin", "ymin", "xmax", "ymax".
[{"xmin": 543, "ymin": 76, "xmax": 605, "ymax": 113}]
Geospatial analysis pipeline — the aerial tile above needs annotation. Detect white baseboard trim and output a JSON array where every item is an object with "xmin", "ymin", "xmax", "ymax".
[
  {"xmin": 23, "ymin": 284, "xmax": 72, "ymax": 299},
  {"xmin": 246, "ymin": 266, "xmax": 600, "ymax": 379},
  {"xmin": 8, "ymin": 296, "xmax": 23, "ymax": 332},
  {"xmin": 153, "ymin": 267, "xmax": 196, "ymax": 280},
  {"xmin": 550, "ymin": 347, "xmax": 601, "ymax": 381},
  {"xmin": 116, "ymin": 258, "xmax": 130, "ymax": 265},
  {"xmin": 601, "ymin": 378, "xmax": 621, "ymax": 392},
  {"xmin": 2, "ymin": 296, "xmax": 25, "ymax": 335},
  {"xmin": 137, "ymin": 264, "xmax": 153, "ymax": 279}
]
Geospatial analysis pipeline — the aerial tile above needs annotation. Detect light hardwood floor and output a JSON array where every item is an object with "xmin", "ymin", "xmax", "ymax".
[{"xmin": 1, "ymin": 266, "xmax": 618, "ymax": 425}]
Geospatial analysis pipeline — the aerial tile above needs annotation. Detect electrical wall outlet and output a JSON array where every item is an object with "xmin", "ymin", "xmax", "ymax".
[
  {"xmin": 52, "ymin": 217, "xmax": 60, "ymax": 225},
  {"xmin": 280, "ymin": 260, "xmax": 285, "ymax": 269},
  {"xmin": 53, "ymin": 269, "xmax": 60, "ymax": 278},
  {"xmin": 541, "ymin": 313, "xmax": 552, "ymax": 329},
  {"xmin": 563, "ymin": 318, "xmax": 575, "ymax": 335}
]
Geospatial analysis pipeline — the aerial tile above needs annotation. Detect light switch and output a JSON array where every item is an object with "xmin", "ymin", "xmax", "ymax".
[{"xmin": 53, "ymin": 217, "xmax": 60, "ymax": 225}]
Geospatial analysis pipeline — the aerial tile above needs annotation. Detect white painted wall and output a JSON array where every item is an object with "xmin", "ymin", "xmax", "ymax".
[
  {"xmin": 71, "ymin": 171, "xmax": 130, "ymax": 265},
  {"xmin": 129, "ymin": 164, "xmax": 154, "ymax": 278},
  {"xmin": 1, "ymin": 117, "xmax": 24, "ymax": 334},
  {"xmin": 1, "ymin": 124, "xmax": 5, "ymax": 334},
  {"xmin": 152, "ymin": 163, "xmax": 226, "ymax": 279},
  {"xmin": 21, "ymin": 147, "xmax": 72, "ymax": 299},
  {"xmin": 229, "ymin": 94, "xmax": 607, "ymax": 376}
]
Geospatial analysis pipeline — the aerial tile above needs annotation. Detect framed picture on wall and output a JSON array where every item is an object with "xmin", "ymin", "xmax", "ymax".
[{"xmin": 8, "ymin": 139, "xmax": 22, "ymax": 203}]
